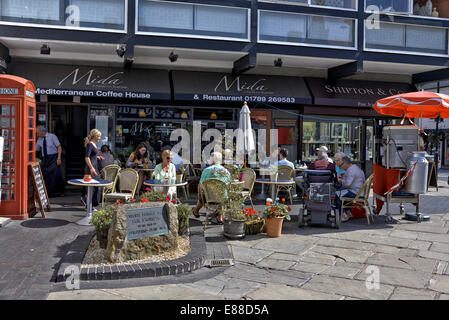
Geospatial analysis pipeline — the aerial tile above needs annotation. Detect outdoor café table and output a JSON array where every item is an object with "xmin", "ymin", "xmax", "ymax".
[
  {"xmin": 255, "ymin": 178, "xmax": 295, "ymax": 201},
  {"xmin": 253, "ymin": 168, "xmax": 273, "ymax": 200},
  {"xmin": 144, "ymin": 179, "xmax": 188, "ymax": 202},
  {"xmin": 67, "ymin": 178, "xmax": 113, "ymax": 226}
]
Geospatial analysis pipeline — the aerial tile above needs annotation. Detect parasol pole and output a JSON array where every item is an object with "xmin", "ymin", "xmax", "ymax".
[{"xmin": 435, "ymin": 113, "xmax": 440, "ymax": 183}]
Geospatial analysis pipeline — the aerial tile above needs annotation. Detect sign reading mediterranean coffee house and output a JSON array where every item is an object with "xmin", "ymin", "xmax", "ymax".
[
  {"xmin": 306, "ymin": 78, "xmax": 415, "ymax": 108},
  {"xmin": 172, "ymin": 71, "xmax": 312, "ymax": 104},
  {"xmin": 9, "ymin": 62, "xmax": 171, "ymax": 100},
  {"xmin": 125, "ymin": 206, "xmax": 169, "ymax": 240}
]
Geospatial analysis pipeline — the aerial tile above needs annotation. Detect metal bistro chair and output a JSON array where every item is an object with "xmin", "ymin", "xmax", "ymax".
[
  {"xmin": 200, "ymin": 178, "xmax": 227, "ymax": 231},
  {"xmin": 274, "ymin": 165, "xmax": 295, "ymax": 204},
  {"xmin": 240, "ymin": 168, "xmax": 256, "ymax": 208},
  {"xmin": 104, "ymin": 168, "xmax": 139, "ymax": 203},
  {"xmin": 341, "ymin": 174, "xmax": 375, "ymax": 225},
  {"xmin": 100, "ymin": 164, "xmax": 121, "ymax": 207}
]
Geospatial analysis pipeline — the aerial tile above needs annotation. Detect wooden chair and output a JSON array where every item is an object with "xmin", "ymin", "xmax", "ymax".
[
  {"xmin": 100, "ymin": 164, "xmax": 121, "ymax": 207},
  {"xmin": 274, "ymin": 165, "xmax": 295, "ymax": 204},
  {"xmin": 200, "ymin": 178, "xmax": 227, "ymax": 231},
  {"xmin": 104, "ymin": 168, "xmax": 139, "ymax": 203},
  {"xmin": 240, "ymin": 168, "xmax": 256, "ymax": 208},
  {"xmin": 341, "ymin": 174, "xmax": 375, "ymax": 225}
]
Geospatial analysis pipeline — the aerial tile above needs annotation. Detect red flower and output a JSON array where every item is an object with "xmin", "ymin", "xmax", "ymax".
[
  {"xmin": 140, "ymin": 198, "xmax": 150, "ymax": 203},
  {"xmin": 171, "ymin": 200, "xmax": 176, "ymax": 204},
  {"xmin": 158, "ymin": 200, "xmax": 162, "ymax": 202},
  {"xmin": 287, "ymin": 206, "xmax": 291, "ymax": 212},
  {"xmin": 258, "ymin": 211, "xmax": 261, "ymax": 214},
  {"xmin": 165, "ymin": 197, "xmax": 171, "ymax": 201},
  {"xmin": 281, "ymin": 198, "xmax": 285, "ymax": 202}
]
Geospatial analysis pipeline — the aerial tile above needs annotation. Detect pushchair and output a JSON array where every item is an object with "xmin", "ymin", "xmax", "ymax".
[{"xmin": 298, "ymin": 170, "xmax": 340, "ymax": 229}]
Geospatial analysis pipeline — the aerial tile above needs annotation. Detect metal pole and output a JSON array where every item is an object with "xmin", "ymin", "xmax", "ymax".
[{"xmin": 436, "ymin": 82, "xmax": 440, "ymax": 183}]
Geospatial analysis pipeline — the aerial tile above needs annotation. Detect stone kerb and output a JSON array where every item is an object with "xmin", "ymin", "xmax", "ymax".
[{"xmin": 106, "ymin": 201, "xmax": 179, "ymax": 263}]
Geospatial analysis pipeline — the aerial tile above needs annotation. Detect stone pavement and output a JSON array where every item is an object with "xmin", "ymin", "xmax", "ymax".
[{"xmin": 1, "ymin": 173, "xmax": 449, "ymax": 300}]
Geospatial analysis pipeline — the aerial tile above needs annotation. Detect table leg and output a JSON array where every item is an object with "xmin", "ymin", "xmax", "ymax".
[{"xmin": 76, "ymin": 186, "xmax": 93, "ymax": 226}]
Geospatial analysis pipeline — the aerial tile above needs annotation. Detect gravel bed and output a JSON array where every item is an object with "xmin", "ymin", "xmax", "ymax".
[{"xmin": 81, "ymin": 235, "xmax": 191, "ymax": 268}]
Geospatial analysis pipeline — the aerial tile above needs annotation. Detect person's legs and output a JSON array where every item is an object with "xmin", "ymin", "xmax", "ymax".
[
  {"xmin": 136, "ymin": 171, "xmax": 145, "ymax": 195},
  {"xmin": 92, "ymin": 187, "xmax": 99, "ymax": 207},
  {"xmin": 193, "ymin": 184, "xmax": 203, "ymax": 217},
  {"xmin": 339, "ymin": 190, "xmax": 357, "ymax": 222}
]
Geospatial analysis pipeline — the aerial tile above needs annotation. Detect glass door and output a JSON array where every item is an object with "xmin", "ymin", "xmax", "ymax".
[{"xmin": 0, "ymin": 103, "xmax": 16, "ymax": 201}]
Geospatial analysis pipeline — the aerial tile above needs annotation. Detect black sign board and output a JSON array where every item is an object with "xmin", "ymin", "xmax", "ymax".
[
  {"xmin": 306, "ymin": 77, "xmax": 416, "ymax": 108},
  {"xmin": 29, "ymin": 162, "xmax": 51, "ymax": 218},
  {"xmin": 126, "ymin": 206, "xmax": 169, "ymax": 240},
  {"xmin": 172, "ymin": 71, "xmax": 312, "ymax": 104},
  {"xmin": 9, "ymin": 62, "xmax": 171, "ymax": 100}
]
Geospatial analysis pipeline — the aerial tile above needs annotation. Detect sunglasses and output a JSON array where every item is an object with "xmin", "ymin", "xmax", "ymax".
[{"xmin": 166, "ymin": 157, "xmax": 173, "ymax": 160}]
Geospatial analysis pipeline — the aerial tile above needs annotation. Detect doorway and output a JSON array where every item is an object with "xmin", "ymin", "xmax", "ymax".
[{"xmin": 49, "ymin": 104, "xmax": 88, "ymax": 181}]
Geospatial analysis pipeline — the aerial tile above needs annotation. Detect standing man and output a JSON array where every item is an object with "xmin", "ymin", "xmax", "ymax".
[{"xmin": 36, "ymin": 126, "xmax": 65, "ymax": 197}]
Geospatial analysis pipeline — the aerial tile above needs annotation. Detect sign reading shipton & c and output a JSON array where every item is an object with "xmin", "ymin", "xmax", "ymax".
[
  {"xmin": 9, "ymin": 62, "xmax": 171, "ymax": 100},
  {"xmin": 125, "ymin": 206, "xmax": 169, "ymax": 240},
  {"xmin": 172, "ymin": 71, "xmax": 312, "ymax": 104}
]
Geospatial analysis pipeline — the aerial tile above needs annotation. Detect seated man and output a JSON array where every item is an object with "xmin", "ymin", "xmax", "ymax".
[
  {"xmin": 337, "ymin": 156, "xmax": 366, "ymax": 222},
  {"xmin": 193, "ymin": 152, "xmax": 230, "ymax": 223},
  {"xmin": 309, "ymin": 146, "xmax": 334, "ymax": 170},
  {"xmin": 276, "ymin": 148, "xmax": 294, "ymax": 169}
]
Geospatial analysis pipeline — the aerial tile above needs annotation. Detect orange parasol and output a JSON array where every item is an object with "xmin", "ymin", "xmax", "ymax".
[{"xmin": 373, "ymin": 91, "xmax": 449, "ymax": 119}]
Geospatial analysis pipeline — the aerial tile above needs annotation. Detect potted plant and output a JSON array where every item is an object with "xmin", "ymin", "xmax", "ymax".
[
  {"xmin": 263, "ymin": 198, "xmax": 291, "ymax": 238},
  {"xmin": 90, "ymin": 205, "xmax": 116, "ymax": 249},
  {"xmin": 140, "ymin": 188, "xmax": 177, "ymax": 204},
  {"xmin": 176, "ymin": 167, "xmax": 184, "ymax": 183},
  {"xmin": 177, "ymin": 203, "xmax": 191, "ymax": 236},
  {"xmin": 243, "ymin": 207, "xmax": 265, "ymax": 235}
]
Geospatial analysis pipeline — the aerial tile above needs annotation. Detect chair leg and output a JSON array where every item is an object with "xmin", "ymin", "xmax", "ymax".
[
  {"xmin": 250, "ymin": 196, "xmax": 254, "ymax": 209},
  {"xmin": 364, "ymin": 206, "xmax": 371, "ymax": 225},
  {"xmin": 289, "ymin": 188, "xmax": 293, "ymax": 205},
  {"xmin": 183, "ymin": 186, "xmax": 188, "ymax": 201}
]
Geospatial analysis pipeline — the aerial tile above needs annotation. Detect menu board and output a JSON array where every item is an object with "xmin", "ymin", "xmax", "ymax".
[{"xmin": 29, "ymin": 162, "xmax": 51, "ymax": 217}]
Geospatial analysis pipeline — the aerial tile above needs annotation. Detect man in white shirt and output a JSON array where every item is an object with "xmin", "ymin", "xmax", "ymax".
[{"xmin": 337, "ymin": 156, "xmax": 366, "ymax": 222}]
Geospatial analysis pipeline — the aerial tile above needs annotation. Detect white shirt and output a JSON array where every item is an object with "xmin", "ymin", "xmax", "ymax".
[{"xmin": 341, "ymin": 164, "xmax": 365, "ymax": 195}]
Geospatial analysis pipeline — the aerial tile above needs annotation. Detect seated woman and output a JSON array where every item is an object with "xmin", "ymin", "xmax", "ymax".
[
  {"xmin": 153, "ymin": 149, "xmax": 177, "ymax": 198},
  {"xmin": 126, "ymin": 142, "xmax": 150, "ymax": 195}
]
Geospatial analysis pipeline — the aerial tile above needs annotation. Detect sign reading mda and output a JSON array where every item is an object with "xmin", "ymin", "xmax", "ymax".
[{"xmin": 126, "ymin": 206, "xmax": 169, "ymax": 240}]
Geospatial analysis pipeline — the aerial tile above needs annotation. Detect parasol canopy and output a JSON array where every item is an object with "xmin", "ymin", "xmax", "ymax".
[
  {"xmin": 373, "ymin": 91, "xmax": 449, "ymax": 119},
  {"xmin": 236, "ymin": 101, "xmax": 256, "ymax": 166}
]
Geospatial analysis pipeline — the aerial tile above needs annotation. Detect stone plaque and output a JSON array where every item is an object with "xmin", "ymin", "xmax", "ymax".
[{"xmin": 125, "ymin": 206, "xmax": 169, "ymax": 240}]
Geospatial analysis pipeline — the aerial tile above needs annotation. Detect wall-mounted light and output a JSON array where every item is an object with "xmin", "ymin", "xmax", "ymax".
[
  {"xmin": 169, "ymin": 51, "xmax": 178, "ymax": 63},
  {"xmin": 73, "ymin": 96, "xmax": 81, "ymax": 103},
  {"xmin": 116, "ymin": 44, "xmax": 126, "ymax": 58},
  {"xmin": 181, "ymin": 111, "xmax": 188, "ymax": 119},
  {"xmin": 139, "ymin": 110, "xmax": 146, "ymax": 117},
  {"xmin": 274, "ymin": 58, "xmax": 282, "ymax": 67},
  {"xmin": 210, "ymin": 112, "xmax": 217, "ymax": 120},
  {"xmin": 40, "ymin": 44, "xmax": 50, "ymax": 55}
]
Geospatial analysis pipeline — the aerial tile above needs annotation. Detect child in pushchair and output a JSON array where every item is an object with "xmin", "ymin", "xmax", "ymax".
[{"xmin": 298, "ymin": 169, "xmax": 341, "ymax": 229}]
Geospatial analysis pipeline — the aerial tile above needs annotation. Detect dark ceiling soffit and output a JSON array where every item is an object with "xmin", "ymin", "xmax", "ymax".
[
  {"xmin": 232, "ymin": 52, "xmax": 256, "ymax": 75},
  {"xmin": 363, "ymin": 51, "xmax": 449, "ymax": 67},
  {"xmin": 0, "ymin": 42, "xmax": 10, "ymax": 63},
  {"xmin": 413, "ymin": 68, "xmax": 449, "ymax": 84},
  {"xmin": 328, "ymin": 60, "xmax": 363, "ymax": 81},
  {"xmin": 257, "ymin": 43, "xmax": 358, "ymax": 60}
]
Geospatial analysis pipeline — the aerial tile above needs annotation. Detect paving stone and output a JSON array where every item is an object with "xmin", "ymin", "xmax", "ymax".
[
  {"xmin": 374, "ymin": 245, "xmax": 401, "ymax": 255},
  {"xmin": 252, "ymin": 237, "xmax": 315, "ymax": 255},
  {"xmin": 316, "ymin": 238, "xmax": 376, "ymax": 251},
  {"xmin": 309, "ymin": 245, "xmax": 373, "ymax": 264},
  {"xmin": 268, "ymin": 252, "xmax": 301, "ymax": 262},
  {"xmin": 226, "ymin": 236, "xmax": 265, "ymax": 248},
  {"xmin": 217, "ymin": 278, "xmax": 263, "ymax": 300},
  {"xmin": 231, "ymin": 246, "xmax": 273, "ymax": 264},
  {"xmin": 389, "ymin": 230, "xmax": 418, "ymax": 240},
  {"xmin": 290, "ymin": 262, "xmax": 329, "ymax": 274},
  {"xmin": 430, "ymin": 242, "xmax": 449, "ymax": 254},
  {"xmin": 439, "ymin": 294, "xmax": 449, "ymax": 300},
  {"xmin": 244, "ymin": 283, "xmax": 343, "ymax": 300},
  {"xmin": 418, "ymin": 250, "xmax": 449, "ymax": 262},
  {"xmin": 356, "ymin": 266, "xmax": 432, "ymax": 289},
  {"xmin": 362, "ymin": 235, "xmax": 412, "ymax": 248},
  {"xmin": 256, "ymin": 258, "xmax": 296, "ymax": 271},
  {"xmin": 397, "ymin": 224, "xmax": 449, "ymax": 235},
  {"xmin": 408, "ymin": 240, "xmax": 432, "ymax": 251},
  {"xmin": 428, "ymin": 275, "xmax": 449, "ymax": 294},
  {"xmin": 319, "ymin": 264, "xmax": 363, "ymax": 279},
  {"xmin": 47, "ymin": 289, "xmax": 124, "ymax": 300},
  {"xmin": 366, "ymin": 253, "xmax": 437, "ymax": 273},
  {"xmin": 111, "ymin": 284, "xmax": 224, "ymax": 300},
  {"xmin": 436, "ymin": 262, "xmax": 448, "ymax": 275},
  {"xmin": 389, "ymin": 287, "xmax": 436, "ymax": 300},
  {"xmin": 417, "ymin": 233, "xmax": 449, "ymax": 244},
  {"xmin": 398, "ymin": 248, "xmax": 418, "ymax": 257},
  {"xmin": 299, "ymin": 251, "xmax": 336, "ymax": 266},
  {"xmin": 301, "ymin": 275, "xmax": 394, "ymax": 300}
]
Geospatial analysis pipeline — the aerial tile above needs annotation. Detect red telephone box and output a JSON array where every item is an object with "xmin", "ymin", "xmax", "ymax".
[{"xmin": 0, "ymin": 75, "xmax": 36, "ymax": 220}]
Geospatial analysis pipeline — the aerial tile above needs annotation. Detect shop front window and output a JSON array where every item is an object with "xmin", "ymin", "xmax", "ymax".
[
  {"xmin": 89, "ymin": 106, "xmax": 115, "ymax": 151},
  {"xmin": 155, "ymin": 107, "xmax": 190, "ymax": 120},
  {"xmin": 302, "ymin": 117, "xmax": 362, "ymax": 163}
]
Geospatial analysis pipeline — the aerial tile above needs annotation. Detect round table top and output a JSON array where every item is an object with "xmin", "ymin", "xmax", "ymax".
[
  {"xmin": 144, "ymin": 179, "xmax": 188, "ymax": 187},
  {"xmin": 68, "ymin": 178, "xmax": 113, "ymax": 187},
  {"xmin": 255, "ymin": 179, "xmax": 295, "ymax": 185}
]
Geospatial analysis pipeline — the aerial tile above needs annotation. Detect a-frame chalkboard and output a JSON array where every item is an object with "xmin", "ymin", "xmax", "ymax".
[{"xmin": 29, "ymin": 162, "xmax": 51, "ymax": 218}]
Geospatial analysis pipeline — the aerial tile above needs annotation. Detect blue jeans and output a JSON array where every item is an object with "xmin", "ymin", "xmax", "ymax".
[{"xmin": 335, "ymin": 190, "xmax": 357, "ymax": 211}]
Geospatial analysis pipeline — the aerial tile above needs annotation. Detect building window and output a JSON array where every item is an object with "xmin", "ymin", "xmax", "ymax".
[
  {"xmin": 365, "ymin": 0, "xmax": 411, "ymax": 13},
  {"xmin": 137, "ymin": 0, "xmax": 249, "ymax": 40},
  {"xmin": 117, "ymin": 106, "xmax": 153, "ymax": 119},
  {"xmin": 302, "ymin": 118, "xmax": 361, "ymax": 162},
  {"xmin": 259, "ymin": 10, "xmax": 355, "ymax": 48},
  {"xmin": 259, "ymin": 0, "xmax": 356, "ymax": 10},
  {"xmin": 365, "ymin": 22, "xmax": 448, "ymax": 55},
  {"xmin": 0, "ymin": 0, "xmax": 126, "ymax": 30}
]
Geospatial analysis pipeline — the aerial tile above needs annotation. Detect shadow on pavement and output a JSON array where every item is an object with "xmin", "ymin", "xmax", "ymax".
[{"xmin": 20, "ymin": 218, "xmax": 70, "ymax": 229}]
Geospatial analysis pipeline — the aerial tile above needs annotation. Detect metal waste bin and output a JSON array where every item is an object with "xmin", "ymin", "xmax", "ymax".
[{"xmin": 404, "ymin": 151, "xmax": 428, "ymax": 194}]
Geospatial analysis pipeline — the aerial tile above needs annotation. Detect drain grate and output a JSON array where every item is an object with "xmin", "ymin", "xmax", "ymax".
[{"xmin": 206, "ymin": 259, "xmax": 234, "ymax": 267}]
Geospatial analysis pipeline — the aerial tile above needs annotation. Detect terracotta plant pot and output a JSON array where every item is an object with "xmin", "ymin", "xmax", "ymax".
[
  {"xmin": 265, "ymin": 217, "xmax": 284, "ymax": 238},
  {"xmin": 96, "ymin": 227, "xmax": 109, "ymax": 249}
]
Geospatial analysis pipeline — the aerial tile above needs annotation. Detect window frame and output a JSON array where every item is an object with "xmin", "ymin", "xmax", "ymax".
[{"xmin": 258, "ymin": 0, "xmax": 358, "ymax": 12}]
